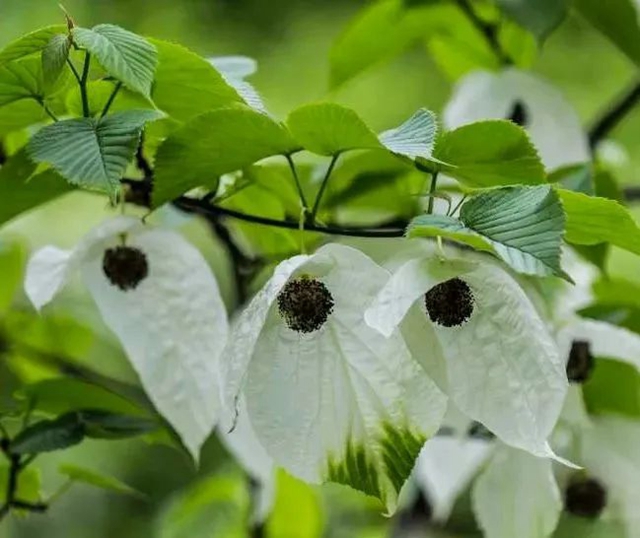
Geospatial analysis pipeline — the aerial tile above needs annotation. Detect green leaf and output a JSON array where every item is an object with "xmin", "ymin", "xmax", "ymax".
[
  {"xmin": 78, "ymin": 409, "xmax": 158, "ymax": 439},
  {"xmin": 574, "ymin": 0, "xmax": 640, "ymax": 67},
  {"xmin": 150, "ymin": 39, "xmax": 242, "ymax": 123},
  {"xmin": 27, "ymin": 109, "xmax": 164, "ymax": 195},
  {"xmin": 0, "ymin": 25, "xmax": 67, "ymax": 66},
  {"xmin": 558, "ymin": 189, "xmax": 640, "ymax": 255},
  {"xmin": 59, "ymin": 463, "xmax": 146, "ymax": 499},
  {"xmin": 0, "ymin": 56, "xmax": 68, "ymax": 109},
  {"xmin": 496, "ymin": 0, "xmax": 568, "ymax": 40},
  {"xmin": 72, "ymin": 24, "xmax": 158, "ymax": 98},
  {"xmin": 430, "ymin": 120, "xmax": 546, "ymax": 187},
  {"xmin": 287, "ymin": 103, "xmax": 437, "ymax": 159},
  {"xmin": 10, "ymin": 413, "xmax": 85, "ymax": 455},
  {"xmin": 153, "ymin": 105, "xmax": 298, "ymax": 207},
  {"xmin": 329, "ymin": 0, "xmax": 449, "ymax": 88},
  {"xmin": 0, "ymin": 239, "xmax": 25, "ymax": 315},
  {"xmin": 157, "ymin": 473, "xmax": 250, "ymax": 538},
  {"xmin": 41, "ymin": 34, "xmax": 71, "ymax": 88},
  {"xmin": 408, "ymin": 186, "xmax": 567, "ymax": 278},
  {"xmin": 287, "ymin": 103, "xmax": 379, "ymax": 156},
  {"xmin": 583, "ymin": 358, "xmax": 640, "ymax": 419},
  {"xmin": 266, "ymin": 470, "xmax": 323, "ymax": 538},
  {"xmin": 20, "ymin": 378, "xmax": 145, "ymax": 418}
]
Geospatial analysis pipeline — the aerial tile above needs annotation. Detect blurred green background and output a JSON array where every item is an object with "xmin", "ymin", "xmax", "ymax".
[{"xmin": 2, "ymin": 0, "xmax": 640, "ymax": 536}]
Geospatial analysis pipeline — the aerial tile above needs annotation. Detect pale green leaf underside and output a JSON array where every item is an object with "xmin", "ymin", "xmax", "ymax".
[
  {"xmin": 28, "ymin": 109, "xmax": 164, "ymax": 195},
  {"xmin": 153, "ymin": 105, "xmax": 299, "ymax": 207},
  {"xmin": 559, "ymin": 189, "xmax": 640, "ymax": 255},
  {"xmin": 0, "ymin": 57, "xmax": 47, "ymax": 107},
  {"xmin": 72, "ymin": 24, "xmax": 158, "ymax": 97},
  {"xmin": 0, "ymin": 25, "xmax": 67, "ymax": 66},
  {"xmin": 42, "ymin": 34, "xmax": 71, "ymax": 88},
  {"xmin": 409, "ymin": 185, "xmax": 567, "ymax": 279},
  {"xmin": 430, "ymin": 120, "xmax": 546, "ymax": 187},
  {"xmin": 287, "ymin": 102, "xmax": 437, "ymax": 160}
]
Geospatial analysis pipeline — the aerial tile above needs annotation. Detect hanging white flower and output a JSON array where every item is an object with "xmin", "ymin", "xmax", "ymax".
[
  {"xmin": 24, "ymin": 216, "xmax": 229, "ymax": 459},
  {"xmin": 365, "ymin": 241, "xmax": 567, "ymax": 458},
  {"xmin": 221, "ymin": 242, "xmax": 447, "ymax": 513},
  {"xmin": 443, "ymin": 68, "xmax": 589, "ymax": 170}
]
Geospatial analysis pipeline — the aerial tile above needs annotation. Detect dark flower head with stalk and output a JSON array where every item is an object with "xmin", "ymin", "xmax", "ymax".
[
  {"xmin": 24, "ymin": 216, "xmax": 229, "ymax": 460},
  {"xmin": 221, "ymin": 243, "xmax": 447, "ymax": 514}
]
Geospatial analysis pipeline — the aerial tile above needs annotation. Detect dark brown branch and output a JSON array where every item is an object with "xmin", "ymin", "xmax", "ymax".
[{"xmin": 588, "ymin": 80, "xmax": 640, "ymax": 149}]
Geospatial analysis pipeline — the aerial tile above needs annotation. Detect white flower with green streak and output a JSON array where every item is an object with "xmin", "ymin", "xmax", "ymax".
[
  {"xmin": 24, "ymin": 216, "xmax": 228, "ymax": 459},
  {"xmin": 221, "ymin": 243, "xmax": 446, "ymax": 513},
  {"xmin": 365, "ymin": 242, "xmax": 567, "ymax": 458},
  {"xmin": 444, "ymin": 68, "xmax": 589, "ymax": 170}
]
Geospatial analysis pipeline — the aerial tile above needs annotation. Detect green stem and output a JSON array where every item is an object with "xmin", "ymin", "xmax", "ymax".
[
  {"xmin": 66, "ymin": 58, "xmax": 81, "ymax": 85},
  {"xmin": 285, "ymin": 154, "xmax": 309, "ymax": 212},
  {"xmin": 37, "ymin": 99, "xmax": 59, "ymax": 122},
  {"xmin": 100, "ymin": 81, "xmax": 122, "ymax": 118},
  {"xmin": 80, "ymin": 52, "xmax": 91, "ymax": 118},
  {"xmin": 427, "ymin": 172, "xmax": 439, "ymax": 214},
  {"xmin": 311, "ymin": 154, "xmax": 340, "ymax": 223}
]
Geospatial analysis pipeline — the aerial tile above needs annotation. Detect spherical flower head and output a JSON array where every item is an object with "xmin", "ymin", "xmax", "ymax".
[
  {"xmin": 277, "ymin": 276, "xmax": 335, "ymax": 333},
  {"xmin": 424, "ymin": 277, "xmax": 474, "ymax": 327},
  {"xmin": 566, "ymin": 340, "xmax": 594, "ymax": 384},
  {"xmin": 102, "ymin": 245, "xmax": 149, "ymax": 291},
  {"xmin": 564, "ymin": 477, "xmax": 607, "ymax": 519}
]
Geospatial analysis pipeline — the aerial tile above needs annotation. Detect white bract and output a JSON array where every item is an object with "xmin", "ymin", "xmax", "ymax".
[
  {"xmin": 444, "ymin": 68, "xmax": 589, "ymax": 170},
  {"xmin": 24, "ymin": 216, "xmax": 229, "ymax": 459},
  {"xmin": 365, "ymin": 242, "xmax": 567, "ymax": 458},
  {"xmin": 221, "ymin": 243, "xmax": 447, "ymax": 513}
]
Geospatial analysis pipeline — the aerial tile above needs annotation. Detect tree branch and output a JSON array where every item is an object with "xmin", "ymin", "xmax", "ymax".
[{"xmin": 588, "ymin": 79, "xmax": 640, "ymax": 149}]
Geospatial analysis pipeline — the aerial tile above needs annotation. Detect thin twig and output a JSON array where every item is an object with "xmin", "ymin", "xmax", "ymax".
[
  {"xmin": 285, "ymin": 154, "xmax": 309, "ymax": 212},
  {"xmin": 175, "ymin": 196, "xmax": 406, "ymax": 238},
  {"xmin": 310, "ymin": 154, "xmax": 340, "ymax": 222},
  {"xmin": 588, "ymin": 79, "xmax": 640, "ymax": 149},
  {"xmin": 426, "ymin": 172, "xmax": 439, "ymax": 214},
  {"xmin": 100, "ymin": 81, "xmax": 122, "ymax": 118},
  {"xmin": 455, "ymin": 0, "xmax": 512, "ymax": 65}
]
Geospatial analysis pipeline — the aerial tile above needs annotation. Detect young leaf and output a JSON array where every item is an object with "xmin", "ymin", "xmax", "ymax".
[
  {"xmin": 574, "ymin": 0, "xmax": 640, "ymax": 67},
  {"xmin": 10, "ymin": 413, "xmax": 85, "ymax": 455},
  {"xmin": 408, "ymin": 186, "xmax": 567, "ymax": 279},
  {"xmin": 59, "ymin": 464, "xmax": 146, "ymax": 499},
  {"xmin": 0, "ymin": 25, "xmax": 67, "ymax": 65},
  {"xmin": 27, "ymin": 109, "xmax": 164, "ymax": 196},
  {"xmin": 495, "ymin": 0, "xmax": 568, "ymax": 41},
  {"xmin": 42, "ymin": 34, "xmax": 71, "ymax": 88},
  {"xmin": 153, "ymin": 105, "xmax": 298, "ymax": 206},
  {"xmin": 0, "ymin": 56, "xmax": 65, "ymax": 108},
  {"xmin": 150, "ymin": 39, "xmax": 243, "ymax": 123},
  {"xmin": 559, "ymin": 189, "xmax": 640, "ymax": 255},
  {"xmin": 78, "ymin": 409, "xmax": 158, "ymax": 439},
  {"xmin": 287, "ymin": 103, "xmax": 379, "ymax": 155},
  {"xmin": 430, "ymin": 120, "xmax": 546, "ymax": 187},
  {"xmin": 287, "ymin": 103, "xmax": 437, "ymax": 160},
  {"xmin": 72, "ymin": 24, "xmax": 158, "ymax": 98}
]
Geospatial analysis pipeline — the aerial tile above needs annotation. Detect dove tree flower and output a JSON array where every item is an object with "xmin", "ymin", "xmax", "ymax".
[
  {"xmin": 23, "ymin": 216, "xmax": 229, "ymax": 459},
  {"xmin": 221, "ymin": 242, "xmax": 447, "ymax": 513},
  {"xmin": 365, "ymin": 241, "xmax": 568, "ymax": 458},
  {"xmin": 443, "ymin": 68, "xmax": 590, "ymax": 170}
]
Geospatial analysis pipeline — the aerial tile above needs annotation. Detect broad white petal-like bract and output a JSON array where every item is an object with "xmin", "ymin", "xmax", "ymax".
[
  {"xmin": 25, "ymin": 216, "xmax": 229, "ymax": 459},
  {"xmin": 366, "ymin": 250, "xmax": 567, "ymax": 457},
  {"xmin": 472, "ymin": 445, "xmax": 562, "ymax": 538},
  {"xmin": 414, "ymin": 435, "xmax": 492, "ymax": 522},
  {"xmin": 444, "ymin": 68, "xmax": 589, "ymax": 170},
  {"xmin": 223, "ymin": 243, "xmax": 447, "ymax": 513}
]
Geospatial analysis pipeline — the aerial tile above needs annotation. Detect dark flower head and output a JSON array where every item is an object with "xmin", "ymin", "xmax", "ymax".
[
  {"xmin": 566, "ymin": 340, "xmax": 595, "ymax": 383},
  {"xmin": 564, "ymin": 477, "xmax": 607, "ymax": 519},
  {"xmin": 424, "ymin": 278, "xmax": 474, "ymax": 327},
  {"xmin": 508, "ymin": 100, "xmax": 529, "ymax": 127},
  {"xmin": 277, "ymin": 276, "xmax": 334, "ymax": 334},
  {"xmin": 102, "ymin": 245, "xmax": 149, "ymax": 291}
]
